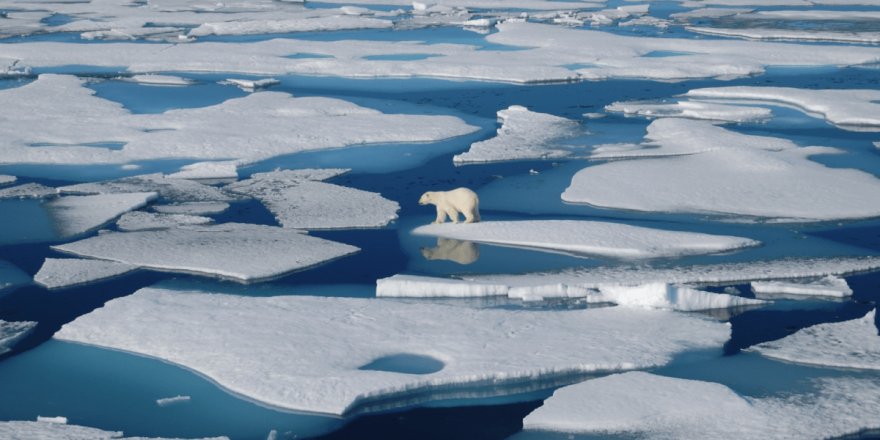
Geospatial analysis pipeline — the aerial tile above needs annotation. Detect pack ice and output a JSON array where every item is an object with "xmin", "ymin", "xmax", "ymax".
[
  {"xmin": 55, "ymin": 287, "xmax": 730, "ymax": 415},
  {"xmin": 52, "ymin": 223, "xmax": 358, "ymax": 282},
  {"xmin": 1, "ymin": 319, "xmax": 37, "ymax": 355},
  {"xmin": 412, "ymin": 220, "xmax": 758, "ymax": 259},
  {"xmin": 59, "ymin": 174, "xmax": 234, "ymax": 203},
  {"xmin": 567, "ymin": 119, "xmax": 880, "ymax": 221},
  {"xmin": 752, "ymin": 309, "xmax": 880, "ymax": 371},
  {"xmin": 521, "ymin": 372, "xmax": 880, "ymax": 439},
  {"xmin": 35, "ymin": 258, "xmax": 138, "ymax": 290}
]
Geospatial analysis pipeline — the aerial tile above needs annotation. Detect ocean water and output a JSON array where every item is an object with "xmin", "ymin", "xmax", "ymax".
[{"xmin": 2, "ymin": 5, "xmax": 880, "ymax": 440}]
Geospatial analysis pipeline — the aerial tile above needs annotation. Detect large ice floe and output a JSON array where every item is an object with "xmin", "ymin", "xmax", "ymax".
[
  {"xmin": 605, "ymin": 100, "xmax": 772, "ymax": 124},
  {"xmin": 55, "ymin": 287, "xmax": 730, "ymax": 415},
  {"xmin": 412, "ymin": 220, "xmax": 758, "ymax": 259},
  {"xmin": 752, "ymin": 309, "xmax": 879, "ymax": 371},
  {"xmin": 47, "ymin": 192, "xmax": 158, "ymax": 238},
  {"xmin": 751, "ymin": 275, "xmax": 853, "ymax": 299},
  {"xmin": 1, "ymin": 320, "xmax": 37, "ymax": 355},
  {"xmin": 568, "ymin": 118, "xmax": 880, "ymax": 222},
  {"xmin": 34, "ymin": 258, "xmax": 138, "ymax": 290},
  {"xmin": 684, "ymin": 86, "xmax": 880, "ymax": 131},
  {"xmin": 520, "ymin": 372, "xmax": 880, "ymax": 439},
  {"xmin": 226, "ymin": 169, "xmax": 399, "ymax": 229},
  {"xmin": 52, "ymin": 223, "xmax": 358, "ymax": 282},
  {"xmin": 0, "ymin": 420, "xmax": 227, "ymax": 440},
  {"xmin": 0, "ymin": 75, "xmax": 478, "ymax": 167},
  {"xmin": 452, "ymin": 106, "xmax": 581, "ymax": 164}
]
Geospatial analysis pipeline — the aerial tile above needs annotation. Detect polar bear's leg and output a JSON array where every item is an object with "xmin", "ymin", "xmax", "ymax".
[
  {"xmin": 446, "ymin": 207, "xmax": 461, "ymax": 223},
  {"xmin": 434, "ymin": 206, "xmax": 447, "ymax": 224}
]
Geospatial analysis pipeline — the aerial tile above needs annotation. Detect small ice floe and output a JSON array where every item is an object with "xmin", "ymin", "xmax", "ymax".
[
  {"xmin": 227, "ymin": 169, "xmax": 399, "ymax": 230},
  {"xmin": 116, "ymin": 211, "xmax": 212, "ymax": 232},
  {"xmin": 377, "ymin": 274, "xmax": 509, "ymax": 298},
  {"xmin": 0, "ymin": 175, "xmax": 16, "ymax": 186},
  {"xmin": 567, "ymin": 118, "xmax": 880, "ymax": 222},
  {"xmin": 751, "ymin": 309, "xmax": 879, "ymax": 371},
  {"xmin": 55, "ymin": 287, "xmax": 729, "ymax": 415},
  {"xmin": 670, "ymin": 8, "xmax": 752, "ymax": 21},
  {"xmin": 0, "ymin": 183, "xmax": 58, "ymax": 200},
  {"xmin": 189, "ymin": 16, "xmax": 392, "ymax": 37},
  {"xmin": 156, "ymin": 395, "xmax": 191, "ymax": 407},
  {"xmin": 53, "ymin": 223, "xmax": 359, "ymax": 282},
  {"xmin": 605, "ymin": 99, "xmax": 772, "ymax": 124},
  {"xmin": 222, "ymin": 78, "xmax": 281, "ymax": 92},
  {"xmin": 166, "ymin": 161, "xmax": 239, "ymax": 181},
  {"xmin": 126, "ymin": 74, "xmax": 194, "ymax": 86},
  {"xmin": 153, "ymin": 202, "xmax": 230, "ymax": 216},
  {"xmin": 34, "ymin": 258, "xmax": 137, "ymax": 290},
  {"xmin": 751, "ymin": 275, "xmax": 852, "ymax": 299},
  {"xmin": 35, "ymin": 416, "xmax": 66, "ymax": 424},
  {"xmin": 0, "ymin": 419, "xmax": 229, "ymax": 439},
  {"xmin": 685, "ymin": 86, "xmax": 880, "ymax": 131},
  {"xmin": 412, "ymin": 220, "xmax": 758, "ymax": 259},
  {"xmin": 453, "ymin": 106, "xmax": 581, "ymax": 164},
  {"xmin": 521, "ymin": 372, "xmax": 880, "ymax": 439},
  {"xmin": 582, "ymin": 112, "xmax": 606, "ymax": 119},
  {"xmin": 589, "ymin": 283, "xmax": 766, "ymax": 312},
  {"xmin": 47, "ymin": 192, "xmax": 158, "ymax": 239},
  {"xmin": 1, "ymin": 319, "xmax": 37, "ymax": 355},
  {"xmin": 59, "ymin": 173, "xmax": 235, "ymax": 204}
]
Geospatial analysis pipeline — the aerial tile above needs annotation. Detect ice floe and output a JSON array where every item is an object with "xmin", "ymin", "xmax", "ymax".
[
  {"xmin": 126, "ymin": 74, "xmax": 194, "ymax": 86},
  {"xmin": 152, "ymin": 202, "xmax": 230, "ymax": 216},
  {"xmin": 59, "ymin": 174, "xmax": 234, "ymax": 204},
  {"xmin": 685, "ymin": 86, "xmax": 880, "ymax": 131},
  {"xmin": 1, "ymin": 320, "xmax": 37, "ymax": 355},
  {"xmin": 53, "ymin": 223, "xmax": 358, "ymax": 282},
  {"xmin": 189, "ymin": 15, "xmax": 392, "ymax": 37},
  {"xmin": 752, "ymin": 309, "xmax": 879, "ymax": 371},
  {"xmin": 591, "ymin": 283, "xmax": 766, "ymax": 311},
  {"xmin": 605, "ymin": 99, "xmax": 772, "ymax": 124},
  {"xmin": 522, "ymin": 372, "xmax": 880, "ymax": 439},
  {"xmin": 34, "ymin": 258, "xmax": 138, "ymax": 290},
  {"xmin": 47, "ymin": 192, "xmax": 158, "ymax": 238},
  {"xmin": 568, "ymin": 119, "xmax": 880, "ymax": 221},
  {"xmin": 0, "ymin": 420, "xmax": 227, "ymax": 439},
  {"xmin": 166, "ymin": 161, "xmax": 239, "ymax": 180},
  {"xmin": 412, "ymin": 220, "xmax": 758, "ymax": 259},
  {"xmin": 0, "ymin": 183, "xmax": 58, "ymax": 200},
  {"xmin": 56, "ymin": 287, "xmax": 729, "ymax": 415},
  {"xmin": 156, "ymin": 395, "xmax": 191, "ymax": 407},
  {"xmin": 751, "ymin": 275, "xmax": 852, "ymax": 299},
  {"xmin": 452, "ymin": 106, "xmax": 581, "ymax": 164},
  {"xmin": 227, "ymin": 169, "xmax": 400, "ymax": 230},
  {"xmin": 222, "ymin": 78, "xmax": 281, "ymax": 91},
  {"xmin": 116, "ymin": 211, "xmax": 212, "ymax": 231},
  {"xmin": 0, "ymin": 175, "xmax": 15, "ymax": 185}
]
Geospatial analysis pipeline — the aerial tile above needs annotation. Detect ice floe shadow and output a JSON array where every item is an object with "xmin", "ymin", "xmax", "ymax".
[{"xmin": 359, "ymin": 353, "xmax": 445, "ymax": 375}]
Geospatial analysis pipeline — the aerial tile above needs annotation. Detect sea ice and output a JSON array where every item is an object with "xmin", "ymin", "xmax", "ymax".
[
  {"xmin": 0, "ymin": 175, "xmax": 15, "ymax": 185},
  {"xmin": 156, "ymin": 395, "xmax": 191, "ymax": 407},
  {"xmin": 1, "ymin": 320, "xmax": 37, "ymax": 355},
  {"xmin": 53, "ymin": 223, "xmax": 358, "ymax": 282},
  {"xmin": 605, "ymin": 99, "xmax": 772, "ymax": 124},
  {"xmin": 56, "ymin": 287, "xmax": 730, "ymax": 415},
  {"xmin": 377, "ymin": 274, "xmax": 510, "ymax": 298},
  {"xmin": 47, "ymin": 192, "xmax": 158, "ymax": 238},
  {"xmin": 189, "ymin": 15, "xmax": 392, "ymax": 36},
  {"xmin": 126, "ymin": 74, "xmax": 194, "ymax": 86},
  {"xmin": 566, "ymin": 119, "xmax": 880, "ymax": 221},
  {"xmin": 521, "ymin": 372, "xmax": 880, "ymax": 439},
  {"xmin": 152, "ymin": 202, "xmax": 230, "ymax": 215},
  {"xmin": 59, "ymin": 173, "xmax": 235, "ymax": 204},
  {"xmin": 752, "ymin": 309, "xmax": 879, "ymax": 371},
  {"xmin": 412, "ymin": 220, "xmax": 758, "ymax": 259},
  {"xmin": 222, "ymin": 78, "xmax": 281, "ymax": 91},
  {"xmin": 0, "ymin": 183, "xmax": 58, "ymax": 200},
  {"xmin": 166, "ymin": 161, "xmax": 239, "ymax": 180},
  {"xmin": 686, "ymin": 26, "xmax": 880, "ymax": 45},
  {"xmin": 227, "ymin": 169, "xmax": 400, "ymax": 230},
  {"xmin": 0, "ymin": 420, "xmax": 227, "ymax": 439},
  {"xmin": 116, "ymin": 211, "xmax": 213, "ymax": 231},
  {"xmin": 685, "ymin": 86, "xmax": 880, "ymax": 131},
  {"xmin": 34, "ymin": 258, "xmax": 138, "ymax": 290},
  {"xmin": 591, "ymin": 283, "xmax": 766, "ymax": 311},
  {"xmin": 751, "ymin": 275, "xmax": 852, "ymax": 299},
  {"xmin": 452, "ymin": 106, "xmax": 581, "ymax": 164}
]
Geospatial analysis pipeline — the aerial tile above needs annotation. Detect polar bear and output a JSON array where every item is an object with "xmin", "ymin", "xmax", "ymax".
[{"xmin": 418, "ymin": 187, "xmax": 480, "ymax": 224}]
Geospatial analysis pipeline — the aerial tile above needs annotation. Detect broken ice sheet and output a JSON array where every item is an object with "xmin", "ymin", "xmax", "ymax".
[
  {"xmin": 0, "ymin": 420, "xmax": 227, "ymax": 439},
  {"xmin": 58, "ymin": 173, "xmax": 234, "ymax": 203},
  {"xmin": 0, "ymin": 183, "xmax": 58, "ymax": 200},
  {"xmin": 55, "ymin": 287, "xmax": 729, "ymax": 415},
  {"xmin": 116, "ymin": 211, "xmax": 213, "ymax": 232},
  {"xmin": 751, "ymin": 275, "xmax": 852, "ymax": 299},
  {"xmin": 47, "ymin": 192, "xmax": 158, "ymax": 238},
  {"xmin": 605, "ymin": 99, "xmax": 772, "ymax": 124},
  {"xmin": 0, "ymin": 320, "xmax": 37, "ymax": 355},
  {"xmin": 34, "ymin": 258, "xmax": 138, "ymax": 290},
  {"xmin": 52, "ymin": 223, "xmax": 358, "ymax": 282}
]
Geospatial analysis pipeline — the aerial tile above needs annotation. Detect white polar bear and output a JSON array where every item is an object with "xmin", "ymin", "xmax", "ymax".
[{"xmin": 419, "ymin": 187, "xmax": 481, "ymax": 224}]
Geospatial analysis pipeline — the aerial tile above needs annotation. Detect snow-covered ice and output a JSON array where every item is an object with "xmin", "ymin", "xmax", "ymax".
[
  {"xmin": 687, "ymin": 26, "xmax": 880, "ymax": 45},
  {"xmin": 59, "ymin": 174, "xmax": 234, "ymax": 204},
  {"xmin": 751, "ymin": 275, "xmax": 852, "ymax": 299},
  {"xmin": 166, "ymin": 161, "xmax": 239, "ymax": 180},
  {"xmin": 0, "ymin": 420, "xmax": 227, "ymax": 440},
  {"xmin": 47, "ymin": 192, "xmax": 158, "ymax": 238},
  {"xmin": 126, "ymin": 74, "xmax": 194, "ymax": 86},
  {"xmin": 0, "ymin": 175, "xmax": 15, "ymax": 185},
  {"xmin": 34, "ymin": 258, "xmax": 138, "ymax": 290},
  {"xmin": 116, "ymin": 211, "xmax": 213, "ymax": 231},
  {"xmin": 685, "ymin": 87, "xmax": 880, "ymax": 131},
  {"xmin": 377, "ymin": 274, "xmax": 510, "ymax": 298},
  {"xmin": 227, "ymin": 169, "xmax": 400, "ymax": 230},
  {"xmin": 156, "ymin": 395, "xmax": 191, "ymax": 407},
  {"xmin": 0, "ymin": 183, "xmax": 58, "ymax": 200},
  {"xmin": 56, "ymin": 287, "xmax": 730, "ymax": 415},
  {"xmin": 522, "ymin": 372, "xmax": 880, "ymax": 439},
  {"xmin": 1, "ymin": 320, "xmax": 37, "ymax": 355},
  {"xmin": 605, "ymin": 100, "xmax": 772, "ymax": 124},
  {"xmin": 152, "ymin": 202, "xmax": 230, "ymax": 216},
  {"xmin": 35, "ymin": 417, "xmax": 66, "ymax": 424},
  {"xmin": 752, "ymin": 309, "xmax": 879, "ymax": 371},
  {"xmin": 189, "ymin": 15, "xmax": 392, "ymax": 37},
  {"xmin": 567, "ymin": 119, "xmax": 880, "ymax": 221},
  {"xmin": 412, "ymin": 220, "xmax": 758, "ymax": 259},
  {"xmin": 591, "ymin": 283, "xmax": 766, "ymax": 311},
  {"xmin": 453, "ymin": 106, "xmax": 581, "ymax": 164},
  {"xmin": 223, "ymin": 78, "xmax": 281, "ymax": 91},
  {"xmin": 53, "ymin": 223, "xmax": 358, "ymax": 282}
]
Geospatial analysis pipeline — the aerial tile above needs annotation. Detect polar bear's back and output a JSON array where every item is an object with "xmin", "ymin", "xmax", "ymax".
[{"xmin": 446, "ymin": 187, "xmax": 479, "ymax": 209}]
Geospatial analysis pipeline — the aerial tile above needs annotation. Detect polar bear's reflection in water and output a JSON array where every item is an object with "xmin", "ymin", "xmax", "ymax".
[{"xmin": 420, "ymin": 238, "xmax": 480, "ymax": 265}]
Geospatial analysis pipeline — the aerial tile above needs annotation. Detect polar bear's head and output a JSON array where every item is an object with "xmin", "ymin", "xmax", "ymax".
[{"xmin": 418, "ymin": 192, "xmax": 434, "ymax": 205}]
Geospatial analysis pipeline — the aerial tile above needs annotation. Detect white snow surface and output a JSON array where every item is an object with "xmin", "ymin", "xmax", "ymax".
[
  {"xmin": 189, "ymin": 15, "xmax": 392, "ymax": 36},
  {"xmin": 0, "ymin": 420, "xmax": 228, "ymax": 440},
  {"xmin": 55, "ymin": 287, "xmax": 730, "ymax": 415},
  {"xmin": 47, "ymin": 192, "xmax": 158, "ymax": 238},
  {"xmin": 523, "ymin": 372, "xmax": 880, "ymax": 439},
  {"xmin": 686, "ymin": 86, "xmax": 880, "ymax": 131},
  {"xmin": 568, "ymin": 119, "xmax": 880, "ymax": 221},
  {"xmin": 127, "ymin": 75, "xmax": 193, "ymax": 86},
  {"xmin": 152, "ymin": 202, "xmax": 230, "ymax": 215},
  {"xmin": 227, "ymin": 169, "xmax": 399, "ymax": 229},
  {"xmin": 605, "ymin": 99, "xmax": 772, "ymax": 123},
  {"xmin": 687, "ymin": 25, "xmax": 880, "ymax": 44},
  {"xmin": 751, "ymin": 275, "xmax": 853, "ymax": 298},
  {"xmin": 116, "ymin": 211, "xmax": 213, "ymax": 231},
  {"xmin": 452, "ymin": 106, "xmax": 580, "ymax": 164},
  {"xmin": 34, "ymin": 258, "xmax": 138, "ymax": 290},
  {"xmin": 223, "ymin": 78, "xmax": 281, "ymax": 91},
  {"xmin": 0, "ymin": 320, "xmax": 37, "ymax": 355},
  {"xmin": 752, "ymin": 309, "xmax": 880, "ymax": 371},
  {"xmin": 0, "ymin": 75, "xmax": 478, "ymax": 167},
  {"xmin": 0, "ymin": 183, "xmax": 58, "ymax": 200},
  {"xmin": 59, "ymin": 173, "xmax": 234, "ymax": 203},
  {"xmin": 0, "ymin": 175, "xmax": 15, "ymax": 185},
  {"xmin": 52, "ymin": 223, "xmax": 358, "ymax": 282},
  {"xmin": 166, "ymin": 161, "xmax": 239, "ymax": 180},
  {"xmin": 593, "ymin": 283, "xmax": 766, "ymax": 311},
  {"xmin": 412, "ymin": 220, "xmax": 758, "ymax": 259}
]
